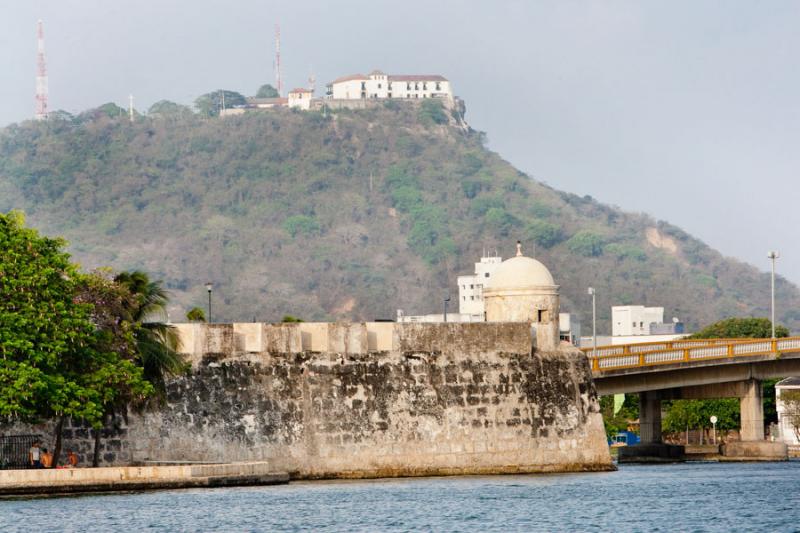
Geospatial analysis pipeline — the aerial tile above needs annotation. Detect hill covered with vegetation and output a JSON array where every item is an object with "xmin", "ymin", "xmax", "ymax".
[{"xmin": 1, "ymin": 100, "xmax": 798, "ymax": 332}]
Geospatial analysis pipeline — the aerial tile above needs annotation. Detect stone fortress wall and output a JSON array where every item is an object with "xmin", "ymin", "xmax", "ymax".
[
  {"xmin": 1, "ymin": 322, "xmax": 613, "ymax": 476},
  {"xmin": 118, "ymin": 321, "xmax": 612, "ymax": 478}
]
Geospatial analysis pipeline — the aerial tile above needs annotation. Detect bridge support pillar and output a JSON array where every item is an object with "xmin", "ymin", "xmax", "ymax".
[
  {"xmin": 739, "ymin": 378, "xmax": 764, "ymax": 441},
  {"xmin": 619, "ymin": 392, "xmax": 684, "ymax": 463},
  {"xmin": 639, "ymin": 391, "xmax": 662, "ymax": 444},
  {"xmin": 720, "ymin": 378, "xmax": 787, "ymax": 461}
]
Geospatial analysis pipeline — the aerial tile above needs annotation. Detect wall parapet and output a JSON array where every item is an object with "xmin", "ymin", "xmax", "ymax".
[{"xmin": 173, "ymin": 322, "xmax": 533, "ymax": 366}]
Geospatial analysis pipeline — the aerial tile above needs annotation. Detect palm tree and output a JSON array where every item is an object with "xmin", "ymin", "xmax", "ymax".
[{"xmin": 114, "ymin": 271, "xmax": 185, "ymax": 392}]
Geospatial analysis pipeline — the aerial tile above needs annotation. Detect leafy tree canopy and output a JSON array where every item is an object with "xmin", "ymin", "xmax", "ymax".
[
  {"xmin": 255, "ymin": 84, "xmax": 280, "ymax": 98},
  {"xmin": 689, "ymin": 317, "xmax": 789, "ymax": 339},
  {"xmin": 148, "ymin": 100, "xmax": 193, "ymax": 117},
  {"xmin": 186, "ymin": 307, "xmax": 206, "ymax": 322},
  {"xmin": 194, "ymin": 90, "xmax": 247, "ymax": 117}
]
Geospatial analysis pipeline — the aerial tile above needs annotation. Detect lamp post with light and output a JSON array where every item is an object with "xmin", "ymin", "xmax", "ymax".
[
  {"xmin": 768, "ymin": 251, "xmax": 779, "ymax": 338},
  {"xmin": 205, "ymin": 282, "xmax": 213, "ymax": 323},
  {"xmin": 587, "ymin": 287, "xmax": 597, "ymax": 358}
]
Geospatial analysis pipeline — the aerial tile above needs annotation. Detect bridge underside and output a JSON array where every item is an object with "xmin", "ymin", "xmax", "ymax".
[{"xmin": 595, "ymin": 353, "xmax": 799, "ymax": 461}]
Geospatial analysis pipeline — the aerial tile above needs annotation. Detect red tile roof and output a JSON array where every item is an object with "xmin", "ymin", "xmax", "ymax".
[
  {"xmin": 388, "ymin": 75, "xmax": 448, "ymax": 82},
  {"xmin": 289, "ymin": 88, "xmax": 313, "ymax": 94},
  {"xmin": 330, "ymin": 73, "xmax": 368, "ymax": 84}
]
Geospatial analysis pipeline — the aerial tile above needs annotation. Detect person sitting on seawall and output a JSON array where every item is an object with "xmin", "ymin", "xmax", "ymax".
[
  {"xmin": 29, "ymin": 441, "xmax": 42, "ymax": 468},
  {"xmin": 40, "ymin": 448, "xmax": 53, "ymax": 468},
  {"xmin": 66, "ymin": 449, "xmax": 79, "ymax": 468}
]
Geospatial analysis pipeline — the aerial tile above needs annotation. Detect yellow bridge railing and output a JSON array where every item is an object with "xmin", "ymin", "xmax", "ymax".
[{"xmin": 582, "ymin": 337, "xmax": 800, "ymax": 373}]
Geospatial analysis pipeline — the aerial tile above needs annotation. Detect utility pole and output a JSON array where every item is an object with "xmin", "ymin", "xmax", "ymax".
[
  {"xmin": 588, "ymin": 287, "xmax": 597, "ymax": 357},
  {"xmin": 443, "ymin": 294, "xmax": 451, "ymax": 323},
  {"xmin": 768, "ymin": 251, "xmax": 779, "ymax": 338}
]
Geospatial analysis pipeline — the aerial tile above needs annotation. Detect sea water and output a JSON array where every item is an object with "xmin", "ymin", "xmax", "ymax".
[{"xmin": 1, "ymin": 462, "xmax": 799, "ymax": 532}]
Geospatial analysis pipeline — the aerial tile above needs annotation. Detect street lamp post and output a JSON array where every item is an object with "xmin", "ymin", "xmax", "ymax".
[
  {"xmin": 587, "ymin": 287, "xmax": 597, "ymax": 358},
  {"xmin": 443, "ymin": 294, "xmax": 451, "ymax": 323},
  {"xmin": 768, "ymin": 251, "xmax": 779, "ymax": 338},
  {"xmin": 205, "ymin": 282, "xmax": 213, "ymax": 323}
]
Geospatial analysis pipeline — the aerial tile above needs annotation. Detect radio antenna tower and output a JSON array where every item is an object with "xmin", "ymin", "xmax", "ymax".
[
  {"xmin": 35, "ymin": 19, "xmax": 49, "ymax": 120},
  {"xmin": 274, "ymin": 24, "xmax": 283, "ymax": 97}
]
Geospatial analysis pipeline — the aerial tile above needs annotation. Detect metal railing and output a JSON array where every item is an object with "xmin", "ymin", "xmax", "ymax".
[
  {"xmin": 0, "ymin": 434, "xmax": 42, "ymax": 470},
  {"xmin": 586, "ymin": 336, "xmax": 800, "ymax": 373}
]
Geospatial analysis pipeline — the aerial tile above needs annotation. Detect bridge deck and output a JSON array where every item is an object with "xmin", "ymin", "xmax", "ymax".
[{"xmin": 582, "ymin": 337, "xmax": 800, "ymax": 374}]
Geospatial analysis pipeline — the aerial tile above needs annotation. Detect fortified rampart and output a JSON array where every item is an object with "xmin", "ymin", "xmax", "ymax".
[{"xmin": 1, "ymin": 322, "xmax": 613, "ymax": 478}]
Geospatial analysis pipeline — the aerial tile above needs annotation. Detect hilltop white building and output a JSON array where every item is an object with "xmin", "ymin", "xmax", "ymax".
[
  {"xmin": 287, "ymin": 88, "xmax": 313, "ymax": 110},
  {"xmin": 327, "ymin": 70, "xmax": 453, "ymax": 101}
]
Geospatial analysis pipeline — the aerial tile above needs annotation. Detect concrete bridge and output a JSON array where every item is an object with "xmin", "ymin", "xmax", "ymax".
[{"xmin": 582, "ymin": 337, "xmax": 800, "ymax": 460}]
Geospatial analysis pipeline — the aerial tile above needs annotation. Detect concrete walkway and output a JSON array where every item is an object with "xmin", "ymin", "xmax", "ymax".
[{"xmin": 0, "ymin": 462, "xmax": 289, "ymax": 496}]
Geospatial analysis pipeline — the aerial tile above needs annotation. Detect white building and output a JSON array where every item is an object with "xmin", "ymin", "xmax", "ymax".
[
  {"xmin": 559, "ymin": 313, "xmax": 581, "ymax": 346},
  {"xmin": 612, "ymin": 306, "xmax": 666, "ymax": 336},
  {"xmin": 457, "ymin": 255, "xmax": 502, "ymax": 317},
  {"xmin": 288, "ymin": 88, "xmax": 313, "ymax": 110},
  {"xmin": 327, "ymin": 70, "xmax": 453, "ymax": 101},
  {"xmin": 776, "ymin": 377, "xmax": 800, "ymax": 445}
]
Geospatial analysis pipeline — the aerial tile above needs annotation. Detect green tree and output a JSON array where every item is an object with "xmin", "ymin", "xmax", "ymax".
[
  {"xmin": 524, "ymin": 220, "xmax": 563, "ymax": 249},
  {"xmin": 74, "ymin": 271, "xmax": 155, "ymax": 466},
  {"xmin": 283, "ymin": 215, "xmax": 321, "ymax": 238},
  {"xmin": 148, "ymin": 100, "xmax": 193, "ymax": 117},
  {"xmin": 0, "ymin": 213, "xmax": 153, "ymax": 466},
  {"xmin": 194, "ymin": 90, "xmax": 247, "ymax": 117},
  {"xmin": 186, "ymin": 307, "xmax": 206, "ymax": 322},
  {"xmin": 566, "ymin": 230, "xmax": 605, "ymax": 257},
  {"xmin": 255, "ymin": 84, "xmax": 280, "ymax": 98},
  {"xmin": 689, "ymin": 317, "xmax": 789, "ymax": 339},
  {"xmin": 114, "ymin": 271, "xmax": 185, "ymax": 394},
  {"xmin": 281, "ymin": 315, "xmax": 304, "ymax": 323},
  {"xmin": 418, "ymin": 99, "xmax": 448, "ymax": 125}
]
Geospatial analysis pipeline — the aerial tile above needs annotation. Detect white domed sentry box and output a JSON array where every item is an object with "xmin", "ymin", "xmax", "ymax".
[{"xmin": 483, "ymin": 242, "xmax": 560, "ymax": 350}]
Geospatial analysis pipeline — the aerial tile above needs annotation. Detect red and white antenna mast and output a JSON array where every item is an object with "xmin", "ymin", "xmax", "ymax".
[
  {"xmin": 35, "ymin": 19, "xmax": 49, "ymax": 120},
  {"xmin": 274, "ymin": 24, "xmax": 283, "ymax": 97}
]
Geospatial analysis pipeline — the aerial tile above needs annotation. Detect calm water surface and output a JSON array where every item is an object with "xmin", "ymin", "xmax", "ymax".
[{"xmin": 1, "ymin": 462, "xmax": 799, "ymax": 532}]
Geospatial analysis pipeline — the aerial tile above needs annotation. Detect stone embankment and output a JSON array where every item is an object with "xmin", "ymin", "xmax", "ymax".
[{"xmin": 0, "ymin": 462, "xmax": 288, "ymax": 496}]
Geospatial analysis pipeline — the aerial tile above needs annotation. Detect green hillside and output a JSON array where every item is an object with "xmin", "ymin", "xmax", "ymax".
[{"xmin": 1, "ymin": 101, "xmax": 798, "ymax": 332}]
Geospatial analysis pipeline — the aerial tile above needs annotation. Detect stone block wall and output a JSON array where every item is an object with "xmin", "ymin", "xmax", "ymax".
[{"xmin": 2, "ymin": 322, "xmax": 613, "ymax": 477}]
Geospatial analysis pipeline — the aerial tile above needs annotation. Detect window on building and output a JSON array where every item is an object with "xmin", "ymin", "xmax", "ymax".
[
  {"xmin": 632, "ymin": 322, "xmax": 636, "ymax": 328},
  {"xmin": 361, "ymin": 82, "xmax": 366, "ymax": 90},
  {"xmin": 436, "ymin": 82, "xmax": 441, "ymax": 91},
  {"xmin": 407, "ymin": 83, "xmax": 411, "ymax": 90},
  {"xmin": 470, "ymin": 284, "xmax": 474, "ymax": 289},
  {"xmin": 640, "ymin": 321, "xmax": 644, "ymax": 328},
  {"xmin": 388, "ymin": 93, "xmax": 392, "ymax": 98},
  {"xmin": 470, "ymin": 296, "xmax": 474, "ymax": 301},
  {"xmin": 423, "ymin": 82, "xmax": 427, "ymax": 90},
  {"xmin": 415, "ymin": 82, "xmax": 419, "ymax": 90},
  {"xmin": 538, "ymin": 310, "xmax": 550, "ymax": 323},
  {"xmin": 378, "ymin": 84, "xmax": 382, "ymax": 89},
  {"xmin": 485, "ymin": 273, "xmax": 490, "ymax": 277}
]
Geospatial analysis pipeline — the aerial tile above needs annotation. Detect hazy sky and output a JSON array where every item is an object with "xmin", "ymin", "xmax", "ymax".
[{"xmin": 2, "ymin": 1, "xmax": 799, "ymax": 284}]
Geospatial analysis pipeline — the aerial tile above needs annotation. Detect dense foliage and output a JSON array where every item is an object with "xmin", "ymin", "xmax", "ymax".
[
  {"xmin": 0, "ymin": 212, "xmax": 154, "ymax": 427},
  {"xmin": 688, "ymin": 317, "xmax": 790, "ymax": 339},
  {"xmin": 1, "ymin": 102, "xmax": 799, "ymax": 331}
]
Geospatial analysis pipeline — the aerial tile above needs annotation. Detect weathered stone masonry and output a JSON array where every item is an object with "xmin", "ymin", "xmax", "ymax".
[
  {"xmin": 2, "ymin": 322, "xmax": 613, "ymax": 477},
  {"xmin": 127, "ymin": 322, "xmax": 613, "ymax": 477}
]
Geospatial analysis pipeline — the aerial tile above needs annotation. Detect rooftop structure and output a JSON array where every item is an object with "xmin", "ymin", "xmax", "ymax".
[{"xmin": 326, "ymin": 70, "xmax": 453, "ymax": 101}]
